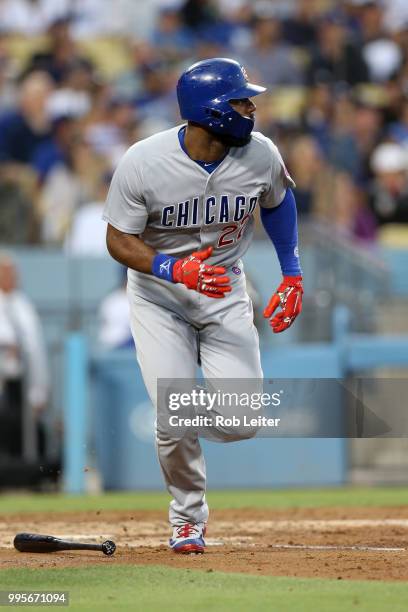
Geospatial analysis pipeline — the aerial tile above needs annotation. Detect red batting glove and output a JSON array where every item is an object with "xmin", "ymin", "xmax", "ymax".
[
  {"xmin": 264, "ymin": 276, "xmax": 303, "ymax": 333},
  {"xmin": 173, "ymin": 246, "xmax": 232, "ymax": 299}
]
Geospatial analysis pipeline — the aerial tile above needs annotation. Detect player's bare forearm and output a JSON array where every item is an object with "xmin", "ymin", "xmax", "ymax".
[
  {"xmin": 106, "ymin": 224, "xmax": 156, "ymax": 274},
  {"xmin": 106, "ymin": 223, "xmax": 231, "ymax": 297}
]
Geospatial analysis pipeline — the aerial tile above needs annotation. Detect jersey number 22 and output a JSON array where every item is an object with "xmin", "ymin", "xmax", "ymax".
[{"xmin": 217, "ymin": 214, "xmax": 251, "ymax": 248}]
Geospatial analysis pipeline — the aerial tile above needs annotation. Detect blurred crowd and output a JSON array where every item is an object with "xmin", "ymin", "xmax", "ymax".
[
  {"xmin": 0, "ymin": 0, "xmax": 408, "ymax": 249},
  {"xmin": 0, "ymin": 251, "xmax": 48, "ymax": 461}
]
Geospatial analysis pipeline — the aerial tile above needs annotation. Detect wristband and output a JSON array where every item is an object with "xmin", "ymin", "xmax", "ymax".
[{"xmin": 152, "ymin": 253, "xmax": 177, "ymax": 282}]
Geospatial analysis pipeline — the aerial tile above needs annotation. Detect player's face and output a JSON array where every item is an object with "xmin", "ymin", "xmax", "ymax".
[
  {"xmin": 229, "ymin": 98, "xmax": 256, "ymax": 121},
  {"xmin": 0, "ymin": 261, "xmax": 17, "ymax": 293}
]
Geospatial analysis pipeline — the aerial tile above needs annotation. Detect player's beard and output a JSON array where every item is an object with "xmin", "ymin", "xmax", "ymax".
[
  {"xmin": 216, "ymin": 132, "xmax": 252, "ymax": 148},
  {"xmin": 211, "ymin": 115, "xmax": 255, "ymax": 148}
]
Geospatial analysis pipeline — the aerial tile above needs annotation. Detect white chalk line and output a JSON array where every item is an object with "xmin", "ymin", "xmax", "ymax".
[
  {"xmin": 81, "ymin": 540, "xmax": 405, "ymax": 552},
  {"xmin": 63, "ymin": 535, "xmax": 407, "ymax": 552},
  {"xmin": 3, "ymin": 537, "xmax": 406, "ymax": 554},
  {"xmin": 215, "ymin": 519, "xmax": 408, "ymax": 530},
  {"xmin": 268, "ymin": 544, "xmax": 405, "ymax": 552},
  {"xmin": 2, "ymin": 520, "xmax": 408, "ymax": 553},
  {"xmin": 5, "ymin": 539, "xmax": 405, "ymax": 553}
]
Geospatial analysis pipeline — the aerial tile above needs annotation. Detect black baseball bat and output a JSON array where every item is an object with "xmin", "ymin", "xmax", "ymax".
[{"xmin": 13, "ymin": 533, "xmax": 116, "ymax": 556}]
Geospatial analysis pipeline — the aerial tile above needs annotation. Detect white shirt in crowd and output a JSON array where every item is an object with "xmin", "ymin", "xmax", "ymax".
[
  {"xmin": 64, "ymin": 202, "xmax": 108, "ymax": 256},
  {"xmin": 0, "ymin": 0, "xmax": 161, "ymax": 38},
  {"xmin": 98, "ymin": 288, "xmax": 132, "ymax": 349},
  {"xmin": 0, "ymin": 289, "xmax": 49, "ymax": 407}
]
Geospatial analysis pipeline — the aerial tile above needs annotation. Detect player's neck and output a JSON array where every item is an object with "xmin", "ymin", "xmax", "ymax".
[{"xmin": 184, "ymin": 124, "xmax": 228, "ymax": 163}]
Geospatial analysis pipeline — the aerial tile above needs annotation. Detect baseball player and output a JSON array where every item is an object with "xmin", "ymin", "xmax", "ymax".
[{"xmin": 103, "ymin": 58, "xmax": 303, "ymax": 554}]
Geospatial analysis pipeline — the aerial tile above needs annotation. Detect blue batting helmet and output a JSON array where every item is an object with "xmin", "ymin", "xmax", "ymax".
[{"xmin": 177, "ymin": 57, "xmax": 266, "ymax": 140}]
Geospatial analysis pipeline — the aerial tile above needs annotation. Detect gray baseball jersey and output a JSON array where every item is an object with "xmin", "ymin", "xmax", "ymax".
[
  {"xmin": 103, "ymin": 124, "xmax": 294, "ymax": 300},
  {"xmin": 103, "ymin": 124, "xmax": 294, "ymax": 527}
]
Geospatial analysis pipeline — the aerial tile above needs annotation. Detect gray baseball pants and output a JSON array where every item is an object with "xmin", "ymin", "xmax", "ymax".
[{"xmin": 127, "ymin": 264, "xmax": 262, "ymax": 526}]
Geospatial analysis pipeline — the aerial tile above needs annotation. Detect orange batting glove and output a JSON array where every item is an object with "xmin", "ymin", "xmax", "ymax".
[{"xmin": 264, "ymin": 276, "xmax": 303, "ymax": 333}]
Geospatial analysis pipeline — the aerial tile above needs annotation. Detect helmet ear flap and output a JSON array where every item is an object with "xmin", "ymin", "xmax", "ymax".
[
  {"xmin": 204, "ymin": 108, "xmax": 223, "ymax": 119},
  {"xmin": 201, "ymin": 106, "xmax": 226, "ymax": 129}
]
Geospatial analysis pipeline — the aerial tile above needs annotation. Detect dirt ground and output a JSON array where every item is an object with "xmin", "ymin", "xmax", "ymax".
[{"xmin": 1, "ymin": 507, "xmax": 408, "ymax": 581}]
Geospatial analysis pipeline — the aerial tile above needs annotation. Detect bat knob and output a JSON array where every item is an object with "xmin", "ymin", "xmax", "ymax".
[{"xmin": 102, "ymin": 540, "xmax": 116, "ymax": 556}]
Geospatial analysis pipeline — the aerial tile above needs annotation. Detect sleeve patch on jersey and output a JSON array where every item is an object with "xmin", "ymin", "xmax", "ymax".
[{"xmin": 281, "ymin": 163, "xmax": 295, "ymax": 187}]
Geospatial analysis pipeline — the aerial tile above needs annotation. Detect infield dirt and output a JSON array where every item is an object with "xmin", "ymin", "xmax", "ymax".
[{"xmin": 1, "ymin": 506, "xmax": 408, "ymax": 581}]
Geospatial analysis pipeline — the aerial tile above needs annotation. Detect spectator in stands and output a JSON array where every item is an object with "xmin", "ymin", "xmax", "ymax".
[
  {"xmin": 302, "ymin": 82, "xmax": 334, "ymax": 153},
  {"xmin": 0, "ymin": 71, "xmax": 54, "ymax": 244},
  {"xmin": 283, "ymin": 0, "xmax": 318, "ymax": 48},
  {"xmin": 354, "ymin": 0, "xmax": 387, "ymax": 42},
  {"xmin": 288, "ymin": 135, "xmax": 325, "ymax": 217},
  {"xmin": 98, "ymin": 268, "xmax": 133, "ymax": 350},
  {"xmin": 369, "ymin": 142, "xmax": 408, "ymax": 225},
  {"xmin": 244, "ymin": 8, "xmax": 304, "ymax": 87},
  {"xmin": 181, "ymin": 0, "xmax": 219, "ymax": 32},
  {"xmin": 350, "ymin": 101, "xmax": 383, "ymax": 183},
  {"xmin": 67, "ymin": 0, "xmax": 129, "ymax": 39},
  {"xmin": 0, "ymin": 31, "xmax": 17, "ymax": 113},
  {"xmin": 0, "ymin": 163, "xmax": 38, "ymax": 243},
  {"xmin": 39, "ymin": 137, "xmax": 107, "ymax": 244},
  {"xmin": 355, "ymin": 0, "xmax": 403, "ymax": 82},
  {"xmin": 33, "ymin": 115, "xmax": 79, "ymax": 181},
  {"xmin": 150, "ymin": 3, "xmax": 194, "ymax": 60},
  {"xmin": 306, "ymin": 90, "xmax": 383, "ymax": 185},
  {"xmin": 217, "ymin": 0, "xmax": 254, "ymax": 54},
  {"xmin": 85, "ymin": 97, "xmax": 137, "ymax": 168},
  {"xmin": 182, "ymin": 0, "xmax": 243, "ymax": 50},
  {"xmin": 114, "ymin": 41, "xmax": 164, "ymax": 105},
  {"xmin": 383, "ymin": 0, "xmax": 408, "ymax": 34},
  {"xmin": 311, "ymin": 169, "xmax": 376, "ymax": 241},
  {"xmin": 0, "ymin": 71, "xmax": 54, "ymax": 165},
  {"xmin": 133, "ymin": 60, "xmax": 179, "ymax": 124},
  {"xmin": 64, "ymin": 172, "xmax": 111, "ymax": 256},
  {"xmin": 25, "ymin": 17, "xmax": 94, "ymax": 85},
  {"xmin": 0, "ymin": 252, "xmax": 49, "ymax": 457},
  {"xmin": 0, "ymin": 0, "xmax": 68, "ymax": 37},
  {"xmin": 308, "ymin": 11, "xmax": 369, "ymax": 86},
  {"xmin": 326, "ymin": 94, "xmax": 371, "ymax": 180},
  {"xmin": 388, "ymin": 98, "xmax": 408, "ymax": 147},
  {"xmin": 46, "ymin": 62, "xmax": 94, "ymax": 121},
  {"xmin": 381, "ymin": 76, "xmax": 406, "ymax": 125}
]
